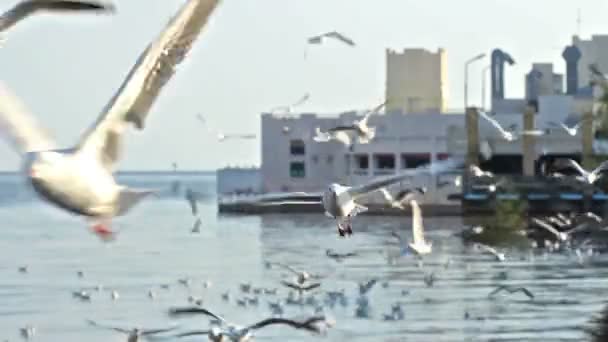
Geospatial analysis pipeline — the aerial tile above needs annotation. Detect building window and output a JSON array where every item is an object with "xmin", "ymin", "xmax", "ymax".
[
  {"xmin": 290, "ymin": 140, "xmax": 305, "ymax": 155},
  {"xmin": 327, "ymin": 155, "xmax": 334, "ymax": 164},
  {"xmin": 401, "ymin": 153, "xmax": 431, "ymax": 169},
  {"xmin": 437, "ymin": 153, "xmax": 450, "ymax": 161},
  {"xmin": 354, "ymin": 154, "xmax": 369, "ymax": 169},
  {"xmin": 289, "ymin": 162, "xmax": 305, "ymax": 178},
  {"xmin": 374, "ymin": 154, "xmax": 395, "ymax": 169}
]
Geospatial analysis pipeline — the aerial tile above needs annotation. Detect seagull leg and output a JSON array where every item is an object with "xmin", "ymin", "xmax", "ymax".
[
  {"xmin": 90, "ymin": 220, "xmax": 116, "ymax": 242},
  {"xmin": 345, "ymin": 216, "xmax": 353, "ymax": 236}
]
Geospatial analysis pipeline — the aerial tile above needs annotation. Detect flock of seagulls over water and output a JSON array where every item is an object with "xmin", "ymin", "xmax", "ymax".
[{"xmin": 5, "ymin": 0, "xmax": 608, "ymax": 341}]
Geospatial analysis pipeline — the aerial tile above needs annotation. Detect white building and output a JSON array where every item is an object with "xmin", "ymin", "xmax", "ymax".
[
  {"xmin": 259, "ymin": 94, "xmax": 591, "ymax": 204},
  {"xmin": 385, "ymin": 48, "xmax": 448, "ymax": 113}
]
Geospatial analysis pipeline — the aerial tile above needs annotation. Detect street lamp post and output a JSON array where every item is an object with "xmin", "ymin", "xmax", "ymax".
[
  {"xmin": 481, "ymin": 64, "xmax": 490, "ymax": 111},
  {"xmin": 464, "ymin": 53, "xmax": 486, "ymax": 110}
]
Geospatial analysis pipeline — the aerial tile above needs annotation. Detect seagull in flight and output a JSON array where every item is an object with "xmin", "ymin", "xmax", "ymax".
[
  {"xmin": 548, "ymin": 118, "xmax": 590, "ymax": 136},
  {"xmin": 475, "ymin": 243, "xmax": 505, "ymax": 261},
  {"xmin": 86, "ymin": 319, "xmax": 178, "ymax": 342},
  {"xmin": 314, "ymin": 101, "xmax": 385, "ymax": 146},
  {"xmin": 308, "ymin": 31, "xmax": 355, "ymax": 46},
  {"xmin": 253, "ymin": 158, "xmax": 461, "ymax": 237},
  {"xmin": 195, "ymin": 114, "xmax": 256, "ymax": 142},
  {"xmin": 478, "ymin": 111, "xmax": 546, "ymax": 141},
  {"xmin": 269, "ymin": 263, "xmax": 322, "ymax": 284},
  {"xmin": 358, "ymin": 279, "xmax": 377, "ymax": 296},
  {"xmin": 531, "ymin": 217, "xmax": 569, "ymax": 242},
  {"xmin": 488, "ymin": 285, "xmax": 534, "ymax": 300},
  {"xmin": 407, "ymin": 199, "xmax": 432, "ymax": 255},
  {"xmin": 469, "ymin": 165, "xmax": 493, "ymax": 178},
  {"xmin": 280, "ymin": 280, "xmax": 321, "ymax": 297},
  {"xmin": 269, "ymin": 93, "xmax": 310, "ymax": 114},
  {"xmin": 0, "ymin": 0, "xmax": 115, "ymax": 36},
  {"xmin": 185, "ymin": 188, "xmax": 199, "ymax": 216},
  {"xmin": 379, "ymin": 187, "xmax": 426, "ymax": 210},
  {"xmin": 169, "ymin": 307, "xmax": 333, "ymax": 341},
  {"xmin": 325, "ymin": 249, "xmax": 357, "ymax": 262},
  {"xmin": 554, "ymin": 159, "xmax": 608, "ymax": 184},
  {"xmin": 0, "ymin": 0, "xmax": 220, "ymax": 236}
]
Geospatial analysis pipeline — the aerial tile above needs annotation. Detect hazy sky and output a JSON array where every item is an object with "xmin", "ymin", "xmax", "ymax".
[{"xmin": 1, "ymin": 0, "xmax": 607, "ymax": 170}]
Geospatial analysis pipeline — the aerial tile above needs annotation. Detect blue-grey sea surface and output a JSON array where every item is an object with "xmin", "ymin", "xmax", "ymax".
[{"xmin": 0, "ymin": 172, "xmax": 604, "ymax": 341}]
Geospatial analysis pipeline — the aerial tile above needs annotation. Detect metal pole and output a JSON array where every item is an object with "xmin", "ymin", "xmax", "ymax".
[
  {"xmin": 464, "ymin": 53, "xmax": 486, "ymax": 110},
  {"xmin": 481, "ymin": 65, "xmax": 490, "ymax": 111},
  {"xmin": 464, "ymin": 64, "xmax": 469, "ymax": 111}
]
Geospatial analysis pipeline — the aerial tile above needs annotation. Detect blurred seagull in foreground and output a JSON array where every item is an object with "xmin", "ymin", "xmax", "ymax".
[
  {"xmin": 308, "ymin": 31, "xmax": 355, "ymax": 46},
  {"xmin": 87, "ymin": 319, "xmax": 178, "ymax": 341},
  {"xmin": 0, "ymin": 0, "xmax": 115, "ymax": 35},
  {"xmin": 252, "ymin": 158, "xmax": 462, "ymax": 237},
  {"xmin": 169, "ymin": 307, "xmax": 333, "ymax": 341},
  {"xmin": 0, "ymin": 0, "xmax": 221, "ymax": 237}
]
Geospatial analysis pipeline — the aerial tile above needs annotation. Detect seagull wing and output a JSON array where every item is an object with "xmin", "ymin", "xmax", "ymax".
[
  {"xmin": 246, "ymin": 192, "xmax": 322, "ymax": 205},
  {"xmin": 478, "ymin": 111, "xmax": 509, "ymax": 135},
  {"xmin": 348, "ymin": 158, "xmax": 461, "ymax": 199},
  {"xmin": 0, "ymin": 81, "xmax": 56, "ymax": 154},
  {"xmin": 168, "ymin": 307, "xmax": 226, "ymax": 324},
  {"xmin": 518, "ymin": 287, "xmax": 534, "ymax": 299},
  {"xmin": 477, "ymin": 243, "xmax": 501, "ymax": 258},
  {"xmin": 86, "ymin": 319, "xmax": 131, "ymax": 333},
  {"xmin": 280, "ymin": 280, "xmax": 301, "ymax": 291},
  {"xmin": 565, "ymin": 159, "xmax": 589, "ymax": 177},
  {"xmin": 73, "ymin": 0, "xmax": 220, "ymax": 171},
  {"xmin": 359, "ymin": 279, "xmax": 377, "ymax": 295},
  {"xmin": 379, "ymin": 188, "xmax": 394, "ymax": 204},
  {"xmin": 142, "ymin": 326, "xmax": 180, "ymax": 335},
  {"xmin": 333, "ymin": 131, "xmax": 352, "ymax": 146},
  {"xmin": 410, "ymin": 199, "xmax": 425, "ymax": 245},
  {"xmin": 488, "ymin": 285, "xmax": 508, "ymax": 298},
  {"xmin": 325, "ymin": 31, "xmax": 355, "ymax": 46},
  {"xmin": 0, "ymin": 0, "xmax": 113, "ymax": 32},
  {"xmin": 357, "ymin": 100, "xmax": 385, "ymax": 126},
  {"xmin": 591, "ymin": 160, "xmax": 608, "ymax": 177},
  {"xmin": 174, "ymin": 330, "xmax": 210, "ymax": 337},
  {"xmin": 327, "ymin": 125, "xmax": 356, "ymax": 133},
  {"xmin": 531, "ymin": 218, "xmax": 562, "ymax": 239},
  {"xmin": 302, "ymin": 283, "xmax": 321, "ymax": 291},
  {"xmin": 247, "ymin": 317, "xmax": 325, "ymax": 333},
  {"xmin": 307, "ymin": 35, "xmax": 323, "ymax": 44}
]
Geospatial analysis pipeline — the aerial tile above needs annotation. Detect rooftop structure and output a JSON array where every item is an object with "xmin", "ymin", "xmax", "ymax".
[{"xmin": 385, "ymin": 48, "xmax": 448, "ymax": 113}]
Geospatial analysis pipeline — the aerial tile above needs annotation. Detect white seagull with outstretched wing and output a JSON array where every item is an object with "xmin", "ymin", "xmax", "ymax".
[
  {"xmin": 0, "ymin": 0, "xmax": 221, "ymax": 236},
  {"xmin": 254, "ymin": 158, "xmax": 462, "ymax": 237}
]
